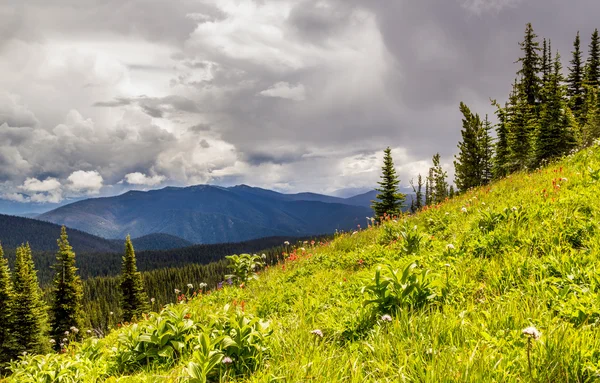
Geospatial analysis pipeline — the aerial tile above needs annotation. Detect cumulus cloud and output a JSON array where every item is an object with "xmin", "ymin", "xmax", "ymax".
[
  {"xmin": 259, "ymin": 82, "xmax": 306, "ymax": 101},
  {"xmin": 67, "ymin": 170, "xmax": 104, "ymax": 194},
  {"xmin": 123, "ymin": 172, "xmax": 166, "ymax": 186}
]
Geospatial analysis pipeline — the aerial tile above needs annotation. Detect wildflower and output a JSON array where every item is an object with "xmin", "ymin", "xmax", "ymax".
[
  {"xmin": 217, "ymin": 282, "xmax": 223, "ymax": 289},
  {"xmin": 151, "ymin": 297, "xmax": 156, "ymax": 303},
  {"xmin": 222, "ymin": 356, "xmax": 233, "ymax": 364},
  {"xmin": 300, "ymin": 247, "xmax": 306, "ymax": 252},
  {"xmin": 60, "ymin": 343, "xmax": 64, "ymax": 348},
  {"xmin": 352, "ymin": 231, "xmax": 358, "ymax": 235},
  {"xmin": 561, "ymin": 177, "xmax": 568, "ymax": 181},
  {"xmin": 199, "ymin": 283, "xmax": 207, "ymax": 289},
  {"xmin": 64, "ymin": 331, "xmax": 69, "ymax": 336},
  {"xmin": 174, "ymin": 289, "xmax": 181, "ymax": 294},
  {"xmin": 86, "ymin": 330, "xmax": 92, "ymax": 334},
  {"xmin": 461, "ymin": 207, "xmax": 467, "ymax": 213},
  {"xmin": 49, "ymin": 339, "xmax": 56, "ymax": 344},
  {"xmin": 445, "ymin": 212, "xmax": 450, "ymax": 215},
  {"xmin": 261, "ymin": 253, "xmax": 267, "ymax": 259},
  {"xmin": 109, "ymin": 311, "xmax": 114, "ymax": 316},
  {"xmin": 70, "ymin": 326, "xmax": 79, "ymax": 334},
  {"xmin": 522, "ymin": 326, "xmax": 541, "ymax": 340},
  {"xmin": 444, "ymin": 263, "xmax": 451, "ymax": 268},
  {"xmin": 446, "ymin": 244, "xmax": 455, "ymax": 250},
  {"xmin": 284, "ymin": 241, "xmax": 290, "ymax": 246},
  {"xmin": 62, "ymin": 338, "xmax": 68, "ymax": 343},
  {"xmin": 511, "ymin": 206, "xmax": 518, "ymax": 211},
  {"xmin": 303, "ymin": 241, "xmax": 308, "ymax": 244},
  {"xmin": 311, "ymin": 329, "xmax": 323, "ymax": 338},
  {"xmin": 226, "ymin": 278, "xmax": 233, "ymax": 285},
  {"xmin": 481, "ymin": 202, "xmax": 486, "ymax": 206},
  {"xmin": 187, "ymin": 284, "xmax": 193, "ymax": 289},
  {"xmin": 381, "ymin": 314, "xmax": 392, "ymax": 322}
]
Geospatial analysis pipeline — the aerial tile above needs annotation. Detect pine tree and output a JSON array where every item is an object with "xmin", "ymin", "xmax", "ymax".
[
  {"xmin": 536, "ymin": 52, "xmax": 578, "ymax": 165},
  {"xmin": 409, "ymin": 174, "xmax": 424, "ymax": 212},
  {"xmin": 581, "ymin": 85, "xmax": 600, "ymax": 146},
  {"xmin": 541, "ymin": 38, "xmax": 550, "ymax": 84},
  {"xmin": 12, "ymin": 244, "xmax": 48, "ymax": 355},
  {"xmin": 120, "ymin": 236, "xmax": 149, "ymax": 322},
  {"xmin": 585, "ymin": 28, "xmax": 600, "ymax": 88},
  {"xmin": 516, "ymin": 23, "xmax": 542, "ymax": 106},
  {"xmin": 0, "ymin": 243, "xmax": 16, "ymax": 365},
  {"xmin": 372, "ymin": 147, "xmax": 406, "ymax": 218},
  {"xmin": 492, "ymin": 99, "xmax": 510, "ymax": 178},
  {"xmin": 431, "ymin": 153, "xmax": 448, "ymax": 204},
  {"xmin": 50, "ymin": 227, "xmax": 83, "ymax": 347},
  {"xmin": 454, "ymin": 102, "xmax": 483, "ymax": 192},
  {"xmin": 567, "ymin": 31, "xmax": 585, "ymax": 121},
  {"xmin": 481, "ymin": 114, "xmax": 494, "ymax": 184},
  {"xmin": 425, "ymin": 169, "xmax": 433, "ymax": 206},
  {"xmin": 448, "ymin": 185, "xmax": 455, "ymax": 198}
]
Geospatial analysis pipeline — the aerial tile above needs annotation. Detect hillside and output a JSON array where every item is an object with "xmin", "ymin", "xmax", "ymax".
[
  {"xmin": 111, "ymin": 233, "xmax": 193, "ymax": 251},
  {"xmin": 0, "ymin": 214, "xmax": 120, "ymax": 252},
  {"xmin": 39, "ymin": 185, "xmax": 373, "ymax": 243},
  {"xmin": 9, "ymin": 146, "xmax": 600, "ymax": 382}
]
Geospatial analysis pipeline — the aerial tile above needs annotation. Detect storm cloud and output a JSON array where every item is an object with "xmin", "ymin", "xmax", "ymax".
[{"xmin": 1, "ymin": 0, "xmax": 599, "ymax": 206}]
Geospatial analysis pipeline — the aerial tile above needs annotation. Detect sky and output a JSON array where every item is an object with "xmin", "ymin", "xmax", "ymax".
[{"xmin": 1, "ymin": 0, "xmax": 600, "ymax": 209}]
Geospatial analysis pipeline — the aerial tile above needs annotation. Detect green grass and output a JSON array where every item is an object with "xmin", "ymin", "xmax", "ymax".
[{"xmin": 5, "ymin": 143, "xmax": 600, "ymax": 382}]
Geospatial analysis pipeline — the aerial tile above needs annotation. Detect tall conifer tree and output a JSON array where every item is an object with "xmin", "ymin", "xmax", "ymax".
[
  {"xmin": 492, "ymin": 99, "xmax": 510, "ymax": 178},
  {"xmin": 0, "ymin": 243, "xmax": 15, "ymax": 365},
  {"xmin": 517, "ymin": 23, "xmax": 542, "ymax": 106},
  {"xmin": 50, "ymin": 227, "xmax": 83, "ymax": 347},
  {"xmin": 581, "ymin": 86, "xmax": 600, "ymax": 146},
  {"xmin": 586, "ymin": 28, "xmax": 600, "ymax": 88},
  {"xmin": 454, "ymin": 102, "xmax": 483, "ymax": 192},
  {"xmin": 431, "ymin": 153, "xmax": 448, "ymax": 204},
  {"xmin": 567, "ymin": 31, "xmax": 585, "ymax": 121},
  {"xmin": 409, "ymin": 174, "xmax": 424, "ymax": 212},
  {"xmin": 536, "ymin": 52, "xmax": 578, "ymax": 165},
  {"xmin": 372, "ymin": 147, "xmax": 405, "ymax": 218},
  {"xmin": 481, "ymin": 114, "xmax": 494, "ymax": 184},
  {"xmin": 12, "ymin": 244, "xmax": 48, "ymax": 355},
  {"xmin": 120, "ymin": 236, "xmax": 149, "ymax": 322}
]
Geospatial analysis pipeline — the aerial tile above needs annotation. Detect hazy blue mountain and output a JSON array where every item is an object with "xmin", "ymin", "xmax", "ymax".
[
  {"xmin": 39, "ymin": 184, "xmax": 373, "ymax": 244},
  {"xmin": 344, "ymin": 190, "xmax": 416, "ymax": 210},
  {"xmin": 0, "ymin": 197, "xmax": 85, "ymax": 216}
]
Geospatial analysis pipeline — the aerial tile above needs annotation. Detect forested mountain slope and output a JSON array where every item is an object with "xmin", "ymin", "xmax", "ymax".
[{"xmin": 8, "ymin": 143, "xmax": 600, "ymax": 382}]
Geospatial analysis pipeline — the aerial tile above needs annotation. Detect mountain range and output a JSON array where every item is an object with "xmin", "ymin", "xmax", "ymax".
[{"xmin": 38, "ymin": 185, "xmax": 391, "ymax": 244}]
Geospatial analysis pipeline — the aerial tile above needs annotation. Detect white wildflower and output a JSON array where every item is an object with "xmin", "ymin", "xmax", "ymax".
[
  {"xmin": 64, "ymin": 331, "xmax": 69, "ymax": 336},
  {"xmin": 446, "ymin": 244, "xmax": 455, "ymax": 250},
  {"xmin": 311, "ymin": 329, "xmax": 323, "ymax": 338},
  {"xmin": 70, "ymin": 326, "xmax": 79, "ymax": 334},
  {"xmin": 381, "ymin": 314, "xmax": 392, "ymax": 322},
  {"xmin": 151, "ymin": 297, "xmax": 156, "ymax": 303},
  {"xmin": 199, "ymin": 283, "xmax": 208, "ymax": 289},
  {"xmin": 284, "ymin": 241, "xmax": 290, "ymax": 246},
  {"xmin": 60, "ymin": 343, "xmax": 64, "ymax": 348},
  {"xmin": 109, "ymin": 312, "xmax": 114, "ymax": 316},
  {"xmin": 222, "ymin": 356, "xmax": 233, "ymax": 364},
  {"xmin": 522, "ymin": 326, "xmax": 541, "ymax": 340},
  {"xmin": 261, "ymin": 254, "xmax": 267, "ymax": 259},
  {"xmin": 461, "ymin": 207, "xmax": 468, "ymax": 213},
  {"xmin": 352, "ymin": 231, "xmax": 358, "ymax": 236},
  {"xmin": 49, "ymin": 339, "xmax": 56, "ymax": 344},
  {"xmin": 62, "ymin": 338, "xmax": 68, "ymax": 343},
  {"xmin": 86, "ymin": 330, "xmax": 92, "ymax": 334},
  {"xmin": 187, "ymin": 284, "xmax": 193, "ymax": 289},
  {"xmin": 174, "ymin": 289, "xmax": 181, "ymax": 294}
]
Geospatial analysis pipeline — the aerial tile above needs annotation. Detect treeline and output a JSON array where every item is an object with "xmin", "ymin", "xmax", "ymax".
[
  {"xmin": 376, "ymin": 23, "xmax": 600, "ymax": 218},
  {"xmin": 3, "ymin": 235, "xmax": 316, "ymax": 286},
  {"xmin": 453, "ymin": 24, "xmax": 600, "ymax": 191}
]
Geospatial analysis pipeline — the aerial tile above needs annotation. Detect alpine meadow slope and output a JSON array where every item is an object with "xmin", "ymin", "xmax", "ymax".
[{"xmin": 6, "ymin": 143, "xmax": 600, "ymax": 382}]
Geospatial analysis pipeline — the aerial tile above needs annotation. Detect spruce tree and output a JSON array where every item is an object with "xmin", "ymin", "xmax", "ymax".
[
  {"xmin": 409, "ymin": 174, "xmax": 424, "ymax": 212},
  {"xmin": 12, "ymin": 244, "xmax": 48, "ymax": 355},
  {"xmin": 541, "ymin": 38, "xmax": 550, "ymax": 85},
  {"xmin": 120, "ymin": 236, "xmax": 149, "ymax": 322},
  {"xmin": 516, "ymin": 23, "xmax": 542, "ymax": 106},
  {"xmin": 0, "ymin": 243, "xmax": 15, "ymax": 365},
  {"xmin": 586, "ymin": 28, "xmax": 600, "ymax": 88},
  {"xmin": 536, "ymin": 52, "xmax": 578, "ymax": 165},
  {"xmin": 425, "ymin": 169, "xmax": 433, "ymax": 206},
  {"xmin": 567, "ymin": 31, "xmax": 585, "ymax": 121},
  {"xmin": 431, "ymin": 153, "xmax": 448, "ymax": 204},
  {"xmin": 481, "ymin": 114, "xmax": 494, "ymax": 184},
  {"xmin": 581, "ymin": 85, "xmax": 600, "ymax": 146},
  {"xmin": 372, "ymin": 147, "xmax": 405, "ymax": 218},
  {"xmin": 492, "ymin": 99, "xmax": 510, "ymax": 178},
  {"xmin": 50, "ymin": 227, "xmax": 83, "ymax": 347},
  {"xmin": 454, "ymin": 102, "xmax": 483, "ymax": 192}
]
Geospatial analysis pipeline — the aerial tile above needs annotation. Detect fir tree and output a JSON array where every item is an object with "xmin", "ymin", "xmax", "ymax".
[
  {"xmin": 448, "ymin": 185, "xmax": 455, "ymax": 198},
  {"xmin": 50, "ymin": 227, "xmax": 83, "ymax": 347},
  {"xmin": 372, "ymin": 147, "xmax": 405, "ymax": 218},
  {"xmin": 12, "ymin": 244, "xmax": 48, "ymax": 355},
  {"xmin": 581, "ymin": 85, "xmax": 600, "ymax": 146},
  {"xmin": 492, "ymin": 99, "xmax": 510, "ymax": 178},
  {"xmin": 431, "ymin": 153, "xmax": 448, "ymax": 204},
  {"xmin": 454, "ymin": 102, "xmax": 483, "ymax": 192},
  {"xmin": 541, "ymin": 38, "xmax": 550, "ymax": 84},
  {"xmin": 0, "ymin": 243, "xmax": 15, "ymax": 365},
  {"xmin": 536, "ymin": 52, "xmax": 578, "ymax": 165},
  {"xmin": 481, "ymin": 114, "xmax": 495, "ymax": 184},
  {"xmin": 586, "ymin": 28, "xmax": 600, "ymax": 88},
  {"xmin": 409, "ymin": 174, "xmax": 424, "ymax": 212},
  {"xmin": 120, "ymin": 236, "xmax": 149, "ymax": 322},
  {"xmin": 567, "ymin": 31, "xmax": 585, "ymax": 121},
  {"xmin": 516, "ymin": 23, "xmax": 542, "ymax": 106},
  {"xmin": 425, "ymin": 169, "xmax": 433, "ymax": 206},
  {"xmin": 507, "ymin": 81, "xmax": 538, "ymax": 171}
]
